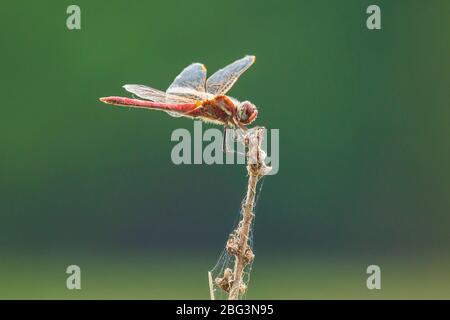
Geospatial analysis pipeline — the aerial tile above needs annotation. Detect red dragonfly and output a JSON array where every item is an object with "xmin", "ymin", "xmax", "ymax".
[{"xmin": 100, "ymin": 55, "xmax": 258, "ymax": 133}]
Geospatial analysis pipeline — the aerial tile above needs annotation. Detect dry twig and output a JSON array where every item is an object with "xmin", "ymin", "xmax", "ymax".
[{"xmin": 212, "ymin": 127, "xmax": 271, "ymax": 300}]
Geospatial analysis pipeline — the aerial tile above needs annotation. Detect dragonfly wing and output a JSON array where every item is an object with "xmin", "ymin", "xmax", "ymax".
[
  {"xmin": 206, "ymin": 55, "xmax": 255, "ymax": 96},
  {"xmin": 167, "ymin": 63, "xmax": 207, "ymax": 101},
  {"xmin": 123, "ymin": 84, "xmax": 198, "ymax": 118},
  {"xmin": 166, "ymin": 63, "xmax": 208, "ymax": 117},
  {"xmin": 123, "ymin": 84, "xmax": 195, "ymax": 104}
]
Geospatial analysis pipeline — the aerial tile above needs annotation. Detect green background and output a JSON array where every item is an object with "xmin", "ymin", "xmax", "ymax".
[{"xmin": 1, "ymin": 0, "xmax": 449, "ymax": 299}]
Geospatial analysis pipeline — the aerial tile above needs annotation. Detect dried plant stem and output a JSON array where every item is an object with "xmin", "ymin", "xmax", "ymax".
[
  {"xmin": 212, "ymin": 127, "xmax": 269, "ymax": 300},
  {"xmin": 227, "ymin": 127, "xmax": 269, "ymax": 300},
  {"xmin": 228, "ymin": 169, "xmax": 259, "ymax": 300}
]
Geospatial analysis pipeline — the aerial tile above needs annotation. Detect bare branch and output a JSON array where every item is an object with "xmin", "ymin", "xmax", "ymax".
[{"xmin": 212, "ymin": 127, "xmax": 271, "ymax": 300}]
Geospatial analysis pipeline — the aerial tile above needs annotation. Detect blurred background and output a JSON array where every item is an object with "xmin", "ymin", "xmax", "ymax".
[{"xmin": 0, "ymin": 0, "xmax": 449, "ymax": 299}]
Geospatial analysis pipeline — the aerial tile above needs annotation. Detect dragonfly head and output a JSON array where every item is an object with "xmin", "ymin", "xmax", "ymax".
[{"xmin": 237, "ymin": 101, "xmax": 258, "ymax": 125}]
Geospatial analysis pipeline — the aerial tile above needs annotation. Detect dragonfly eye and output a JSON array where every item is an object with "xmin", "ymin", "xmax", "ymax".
[{"xmin": 237, "ymin": 101, "xmax": 258, "ymax": 125}]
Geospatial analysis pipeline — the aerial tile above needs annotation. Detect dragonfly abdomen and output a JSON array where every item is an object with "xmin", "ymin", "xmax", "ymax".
[{"xmin": 99, "ymin": 96, "xmax": 197, "ymax": 113}]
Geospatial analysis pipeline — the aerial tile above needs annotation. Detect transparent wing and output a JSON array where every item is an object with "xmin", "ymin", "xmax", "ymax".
[
  {"xmin": 165, "ymin": 63, "xmax": 208, "ymax": 117},
  {"xmin": 206, "ymin": 55, "xmax": 255, "ymax": 96},
  {"xmin": 123, "ymin": 84, "xmax": 196, "ymax": 104},
  {"xmin": 123, "ymin": 84, "xmax": 199, "ymax": 118},
  {"xmin": 167, "ymin": 63, "xmax": 207, "ymax": 101}
]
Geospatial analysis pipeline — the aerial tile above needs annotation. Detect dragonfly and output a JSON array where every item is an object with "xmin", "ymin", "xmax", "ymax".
[{"xmin": 100, "ymin": 55, "xmax": 258, "ymax": 139}]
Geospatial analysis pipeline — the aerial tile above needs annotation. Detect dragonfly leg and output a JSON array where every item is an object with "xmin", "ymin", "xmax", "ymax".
[
  {"xmin": 233, "ymin": 124, "xmax": 248, "ymax": 144},
  {"xmin": 222, "ymin": 125, "xmax": 240, "ymax": 154},
  {"xmin": 222, "ymin": 122, "xmax": 249, "ymax": 155}
]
